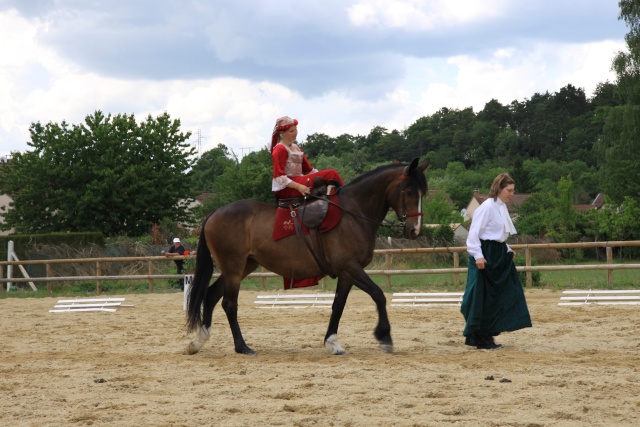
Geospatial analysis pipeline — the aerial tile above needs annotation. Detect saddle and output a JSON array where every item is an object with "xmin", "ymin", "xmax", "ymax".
[
  {"xmin": 277, "ymin": 177, "xmax": 341, "ymax": 228},
  {"xmin": 276, "ymin": 177, "xmax": 342, "ymax": 278}
]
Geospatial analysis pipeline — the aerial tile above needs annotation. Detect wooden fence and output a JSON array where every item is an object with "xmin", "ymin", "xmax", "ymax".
[{"xmin": 1, "ymin": 241, "xmax": 640, "ymax": 296}]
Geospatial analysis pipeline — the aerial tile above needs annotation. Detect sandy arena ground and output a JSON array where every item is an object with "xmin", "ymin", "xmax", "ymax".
[{"xmin": 1, "ymin": 288, "xmax": 639, "ymax": 427}]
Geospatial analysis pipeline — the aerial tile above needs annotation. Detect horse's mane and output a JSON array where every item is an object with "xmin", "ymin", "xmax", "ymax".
[{"xmin": 347, "ymin": 162, "xmax": 427, "ymax": 194}]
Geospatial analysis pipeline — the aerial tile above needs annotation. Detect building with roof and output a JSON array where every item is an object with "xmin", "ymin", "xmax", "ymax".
[{"xmin": 463, "ymin": 190, "xmax": 531, "ymax": 222}]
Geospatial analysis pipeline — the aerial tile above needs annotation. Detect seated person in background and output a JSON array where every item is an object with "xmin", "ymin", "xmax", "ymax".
[{"xmin": 161, "ymin": 237, "xmax": 185, "ymax": 291}]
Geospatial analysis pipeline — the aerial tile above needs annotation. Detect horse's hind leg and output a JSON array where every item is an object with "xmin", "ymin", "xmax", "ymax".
[
  {"xmin": 186, "ymin": 277, "xmax": 224, "ymax": 355},
  {"xmin": 220, "ymin": 260, "xmax": 259, "ymax": 355},
  {"xmin": 221, "ymin": 277, "xmax": 255, "ymax": 355},
  {"xmin": 324, "ymin": 278, "xmax": 352, "ymax": 355}
]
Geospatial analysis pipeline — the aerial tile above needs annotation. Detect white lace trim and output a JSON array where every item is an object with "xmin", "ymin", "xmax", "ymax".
[{"xmin": 272, "ymin": 175, "xmax": 292, "ymax": 191}]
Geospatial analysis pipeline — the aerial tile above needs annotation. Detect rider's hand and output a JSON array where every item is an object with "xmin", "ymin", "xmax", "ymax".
[{"xmin": 298, "ymin": 184, "xmax": 310, "ymax": 195}]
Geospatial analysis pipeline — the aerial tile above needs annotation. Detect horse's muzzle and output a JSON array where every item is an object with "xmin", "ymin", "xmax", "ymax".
[{"xmin": 406, "ymin": 224, "xmax": 421, "ymax": 240}]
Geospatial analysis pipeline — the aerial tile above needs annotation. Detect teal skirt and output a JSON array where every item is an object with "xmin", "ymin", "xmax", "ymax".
[{"xmin": 461, "ymin": 240, "xmax": 532, "ymax": 345}]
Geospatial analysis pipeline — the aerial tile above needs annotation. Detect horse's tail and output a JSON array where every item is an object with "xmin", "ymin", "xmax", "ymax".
[{"xmin": 186, "ymin": 221, "xmax": 214, "ymax": 333}]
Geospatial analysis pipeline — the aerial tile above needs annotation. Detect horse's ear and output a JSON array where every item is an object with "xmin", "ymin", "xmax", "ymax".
[
  {"xmin": 404, "ymin": 158, "xmax": 420, "ymax": 176},
  {"xmin": 419, "ymin": 158, "xmax": 430, "ymax": 172}
]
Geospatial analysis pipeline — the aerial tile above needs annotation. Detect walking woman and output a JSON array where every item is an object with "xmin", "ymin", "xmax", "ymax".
[{"xmin": 461, "ymin": 173, "xmax": 532, "ymax": 349}]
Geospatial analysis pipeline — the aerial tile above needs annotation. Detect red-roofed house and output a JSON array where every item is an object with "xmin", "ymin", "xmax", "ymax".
[{"xmin": 573, "ymin": 193, "xmax": 606, "ymax": 212}]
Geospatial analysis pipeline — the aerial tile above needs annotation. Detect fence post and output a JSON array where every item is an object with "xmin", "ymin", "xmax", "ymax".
[
  {"xmin": 6, "ymin": 240, "xmax": 12, "ymax": 291},
  {"xmin": 148, "ymin": 260, "xmax": 154, "ymax": 293},
  {"xmin": 0, "ymin": 265, "xmax": 3, "ymax": 294},
  {"xmin": 525, "ymin": 248, "xmax": 532, "ymax": 287},
  {"xmin": 385, "ymin": 253, "xmax": 392, "ymax": 289},
  {"xmin": 46, "ymin": 263, "xmax": 52, "ymax": 297},
  {"xmin": 606, "ymin": 246, "xmax": 613, "ymax": 286},
  {"xmin": 96, "ymin": 262, "xmax": 102, "ymax": 295},
  {"xmin": 453, "ymin": 251, "xmax": 460, "ymax": 287}
]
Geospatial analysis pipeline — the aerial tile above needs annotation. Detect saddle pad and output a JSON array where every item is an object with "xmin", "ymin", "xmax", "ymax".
[{"xmin": 272, "ymin": 195, "xmax": 342, "ymax": 241}]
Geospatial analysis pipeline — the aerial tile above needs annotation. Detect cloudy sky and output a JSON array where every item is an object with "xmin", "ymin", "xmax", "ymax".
[{"xmin": 0, "ymin": 0, "xmax": 628, "ymax": 159}]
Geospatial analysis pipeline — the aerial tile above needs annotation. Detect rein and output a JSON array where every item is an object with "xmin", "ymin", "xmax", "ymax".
[{"xmin": 309, "ymin": 176, "xmax": 422, "ymax": 229}]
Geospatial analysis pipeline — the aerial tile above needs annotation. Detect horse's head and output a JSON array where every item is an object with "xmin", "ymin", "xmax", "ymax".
[{"xmin": 389, "ymin": 157, "xmax": 429, "ymax": 239}]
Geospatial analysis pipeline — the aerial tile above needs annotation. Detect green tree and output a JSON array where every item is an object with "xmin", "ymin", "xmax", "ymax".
[
  {"xmin": 300, "ymin": 133, "xmax": 334, "ymax": 158},
  {"xmin": 333, "ymin": 133, "xmax": 358, "ymax": 157},
  {"xmin": 404, "ymin": 117, "xmax": 433, "ymax": 161},
  {"xmin": 0, "ymin": 111, "xmax": 195, "ymax": 236},
  {"xmin": 360, "ymin": 126, "xmax": 388, "ymax": 161},
  {"xmin": 590, "ymin": 81, "xmax": 623, "ymax": 108},
  {"xmin": 469, "ymin": 119, "xmax": 500, "ymax": 166},
  {"xmin": 423, "ymin": 191, "xmax": 457, "ymax": 224},
  {"xmin": 510, "ymin": 158, "xmax": 533, "ymax": 194},
  {"xmin": 206, "ymin": 148, "xmax": 274, "ymax": 209},
  {"xmin": 313, "ymin": 154, "xmax": 356, "ymax": 183},
  {"xmin": 595, "ymin": 105, "xmax": 640, "ymax": 203},
  {"xmin": 514, "ymin": 192, "xmax": 554, "ymax": 236},
  {"xmin": 491, "ymin": 128, "xmax": 519, "ymax": 165},
  {"xmin": 546, "ymin": 176, "xmax": 581, "ymax": 243},
  {"xmin": 589, "ymin": 195, "xmax": 640, "ymax": 258},
  {"xmin": 594, "ymin": 2, "xmax": 640, "ymax": 204},
  {"xmin": 614, "ymin": 0, "xmax": 640, "ymax": 104},
  {"xmin": 477, "ymin": 98, "xmax": 511, "ymax": 128},
  {"xmin": 190, "ymin": 144, "xmax": 236, "ymax": 192},
  {"xmin": 372, "ymin": 129, "xmax": 408, "ymax": 162},
  {"xmin": 592, "ymin": 195, "xmax": 640, "ymax": 241}
]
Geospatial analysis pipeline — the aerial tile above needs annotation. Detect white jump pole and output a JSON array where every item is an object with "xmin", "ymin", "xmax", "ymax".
[
  {"xmin": 183, "ymin": 274, "xmax": 194, "ymax": 310},
  {"xmin": 6, "ymin": 240, "xmax": 13, "ymax": 291}
]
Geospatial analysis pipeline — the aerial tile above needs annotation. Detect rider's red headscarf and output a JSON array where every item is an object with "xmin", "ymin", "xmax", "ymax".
[{"xmin": 271, "ymin": 116, "xmax": 298, "ymax": 152}]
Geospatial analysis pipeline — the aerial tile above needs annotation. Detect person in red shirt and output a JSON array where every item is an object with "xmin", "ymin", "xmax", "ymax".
[{"xmin": 271, "ymin": 116, "xmax": 343, "ymax": 200}]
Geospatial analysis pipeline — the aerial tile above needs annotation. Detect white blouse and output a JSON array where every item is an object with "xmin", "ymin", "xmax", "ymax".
[{"xmin": 466, "ymin": 197, "xmax": 517, "ymax": 260}]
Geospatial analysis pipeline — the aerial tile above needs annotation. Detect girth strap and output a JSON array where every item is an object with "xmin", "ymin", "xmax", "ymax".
[{"xmin": 287, "ymin": 205, "xmax": 336, "ymax": 279}]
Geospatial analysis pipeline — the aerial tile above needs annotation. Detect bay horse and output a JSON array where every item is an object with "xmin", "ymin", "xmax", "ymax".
[{"xmin": 186, "ymin": 157, "xmax": 429, "ymax": 355}]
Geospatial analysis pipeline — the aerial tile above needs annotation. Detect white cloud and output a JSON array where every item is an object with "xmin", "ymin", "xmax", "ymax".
[
  {"xmin": 409, "ymin": 39, "xmax": 624, "ymax": 117},
  {"xmin": 551, "ymin": 40, "xmax": 622, "ymax": 94},
  {"xmin": 0, "ymin": 1, "xmax": 627, "ymax": 159},
  {"xmin": 347, "ymin": 0, "xmax": 507, "ymax": 29}
]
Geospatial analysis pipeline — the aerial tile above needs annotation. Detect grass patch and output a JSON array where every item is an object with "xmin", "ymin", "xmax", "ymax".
[
  {"xmin": 537, "ymin": 267, "xmax": 640, "ymax": 290},
  {"xmin": 0, "ymin": 279, "xmax": 181, "ymax": 299},
  {"xmin": 2, "ymin": 261, "xmax": 639, "ymax": 298}
]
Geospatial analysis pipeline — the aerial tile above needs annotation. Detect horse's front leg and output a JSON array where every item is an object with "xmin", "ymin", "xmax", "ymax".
[
  {"xmin": 186, "ymin": 277, "xmax": 224, "ymax": 355},
  {"xmin": 348, "ymin": 268, "xmax": 393, "ymax": 353},
  {"xmin": 323, "ymin": 278, "xmax": 352, "ymax": 355}
]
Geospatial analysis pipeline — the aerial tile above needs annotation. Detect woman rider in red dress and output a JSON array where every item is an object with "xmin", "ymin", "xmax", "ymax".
[
  {"xmin": 270, "ymin": 116, "xmax": 344, "ymax": 288},
  {"xmin": 271, "ymin": 116, "xmax": 344, "ymax": 200}
]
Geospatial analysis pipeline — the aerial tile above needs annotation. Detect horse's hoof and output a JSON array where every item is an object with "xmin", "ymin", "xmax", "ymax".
[
  {"xmin": 324, "ymin": 334, "xmax": 347, "ymax": 355},
  {"xmin": 237, "ymin": 346, "xmax": 256, "ymax": 356},
  {"xmin": 380, "ymin": 343, "xmax": 394, "ymax": 354},
  {"xmin": 186, "ymin": 341, "xmax": 201, "ymax": 355}
]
